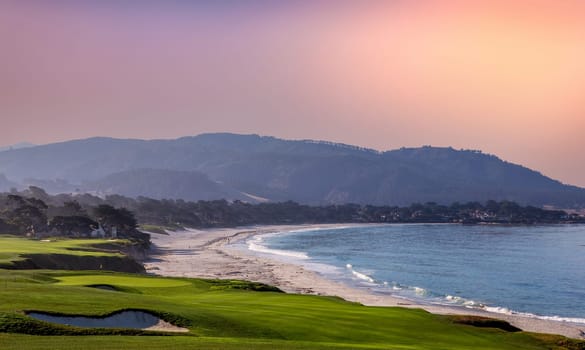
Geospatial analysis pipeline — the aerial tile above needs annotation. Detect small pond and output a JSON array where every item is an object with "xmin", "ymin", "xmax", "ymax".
[{"xmin": 28, "ymin": 310, "xmax": 162, "ymax": 329}]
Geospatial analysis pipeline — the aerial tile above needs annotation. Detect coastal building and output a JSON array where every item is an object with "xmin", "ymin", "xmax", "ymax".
[{"xmin": 90, "ymin": 224, "xmax": 106, "ymax": 238}]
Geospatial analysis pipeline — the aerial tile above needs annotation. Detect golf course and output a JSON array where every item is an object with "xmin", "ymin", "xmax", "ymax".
[{"xmin": 0, "ymin": 236, "xmax": 583, "ymax": 349}]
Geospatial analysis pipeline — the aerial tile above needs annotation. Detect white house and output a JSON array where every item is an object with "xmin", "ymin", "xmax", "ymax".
[{"xmin": 90, "ymin": 224, "xmax": 106, "ymax": 238}]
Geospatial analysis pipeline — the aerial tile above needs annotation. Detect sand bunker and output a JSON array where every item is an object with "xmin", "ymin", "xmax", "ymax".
[
  {"xmin": 27, "ymin": 310, "xmax": 188, "ymax": 333},
  {"xmin": 88, "ymin": 284, "xmax": 118, "ymax": 291}
]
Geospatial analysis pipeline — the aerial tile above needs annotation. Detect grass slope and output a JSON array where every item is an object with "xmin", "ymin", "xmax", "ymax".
[
  {"xmin": 0, "ymin": 236, "xmax": 122, "ymax": 265},
  {"xmin": 0, "ymin": 270, "xmax": 579, "ymax": 350},
  {"xmin": 0, "ymin": 236, "xmax": 145, "ymax": 272},
  {"xmin": 0, "ymin": 236, "xmax": 582, "ymax": 349}
]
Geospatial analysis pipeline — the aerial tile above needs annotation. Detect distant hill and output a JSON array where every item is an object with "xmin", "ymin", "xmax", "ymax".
[
  {"xmin": 0, "ymin": 142, "xmax": 35, "ymax": 153},
  {"xmin": 0, "ymin": 174, "xmax": 17, "ymax": 192},
  {"xmin": 83, "ymin": 168, "xmax": 254, "ymax": 202},
  {"xmin": 0, "ymin": 133, "xmax": 583, "ymax": 207}
]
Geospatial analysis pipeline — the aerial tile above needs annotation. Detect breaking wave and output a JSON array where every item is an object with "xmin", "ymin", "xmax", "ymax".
[
  {"xmin": 345, "ymin": 264, "xmax": 375, "ymax": 283},
  {"xmin": 247, "ymin": 233, "xmax": 309, "ymax": 259},
  {"xmin": 481, "ymin": 306, "xmax": 585, "ymax": 324},
  {"xmin": 245, "ymin": 225, "xmax": 585, "ymax": 326}
]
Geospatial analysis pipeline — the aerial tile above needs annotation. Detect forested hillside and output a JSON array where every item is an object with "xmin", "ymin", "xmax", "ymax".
[{"xmin": 0, "ymin": 134, "xmax": 583, "ymax": 207}]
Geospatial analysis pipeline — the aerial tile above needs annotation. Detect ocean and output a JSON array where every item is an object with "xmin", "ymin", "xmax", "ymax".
[{"xmin": 245, "ymin": 224, "xmax": 585, "ymax": 323}]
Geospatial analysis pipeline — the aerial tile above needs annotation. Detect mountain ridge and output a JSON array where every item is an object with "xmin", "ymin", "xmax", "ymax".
[
  {"xmin": 0, "ymin": 142, "xmax": 36, "ymax": 153},
  {"xmin": 0, "ymin": 133, "xmax": 582, "ymax": 207}
]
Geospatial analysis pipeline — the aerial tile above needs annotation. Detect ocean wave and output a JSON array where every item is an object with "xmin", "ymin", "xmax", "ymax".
[
  {"xmin": 246, "ymin": 226, "xmax": 353, "ymax": 260},
  {"xmin": 246, "ymin": 229, "xmax": 585, "ymax": 325},
  {"xmin": 482, "ymin": 306, "xmax": 512, "ymax": 314},
  {"xmin": 533, "ymin": 315, "xmax": 585, "ymax": 324},
  {"xmin": 345, "ymin": 264, "xmax": 376, "ymax": 283},
  {"xmin": 444, "ymin": 295, "xmax": 479, "ymax": 307},
  {"xmin": 342, "ymin": 262, "xmax": 585, "ymax": 325},
  {"xmin": 438, "ymin": 297, "xmax": 585, "ymax": 324},
  {"xmin": 481, "ymin": 306, "xmax": 585, "ymax": 324},
  {"xmin": 288, "ymin": 226, "xmax": 352, "ymax": 234},
  {"xmin": 247, "ymin": 235, "xmax": 309, "ymax": 259},
  {"xmin": 288, "ymin": 227, "xmax": 326, "ymax": 233},
  {"xmin": 351, "ymin": 270, "xmax": 375, "ymax": 283},
  {"xmin": 413, "ymin": 287, "xmax": 428, "ymax": 296}
]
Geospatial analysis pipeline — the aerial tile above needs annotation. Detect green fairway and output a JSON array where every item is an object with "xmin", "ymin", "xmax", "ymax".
[
  {"xmin": 55, "ymin": 274, "xmax": 191, "ymax": 288},
  {"xmin": 0, "ymin": 270, "xmax": 578, "ymax": 350},
  {"xmin": 0, "ymin": 236, "xmax": 122, "ymax": 265},
  {"xmin": 0, "ymin": 236, "xmax": 582, "ymax": 350}
]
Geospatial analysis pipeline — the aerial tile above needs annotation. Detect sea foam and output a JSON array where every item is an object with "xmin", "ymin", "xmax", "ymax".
[
  {"xmin": 246, "ymin": 225, "xmax": 585, "ymax": 325},
  {"xmin": 247, "ymin": 234, "xmax": 309, "ymax": 259},
  {"xmin": 345, "ymin": 264, "xmax": 376, "ymax": 283},
  {"xmin": 481, "ymin": 306, "xmax": 585, "ymax": 324}
]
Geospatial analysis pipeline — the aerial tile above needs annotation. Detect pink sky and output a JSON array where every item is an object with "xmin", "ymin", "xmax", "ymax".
[{"xmin": 1, "ymin": 1, "xmax": 584, "ymax": 186}]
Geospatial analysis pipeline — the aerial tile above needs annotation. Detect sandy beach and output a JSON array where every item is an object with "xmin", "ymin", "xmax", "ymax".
[{"xmin": 144, "ymin": 224, "xmax": 585, "ymax": 339}]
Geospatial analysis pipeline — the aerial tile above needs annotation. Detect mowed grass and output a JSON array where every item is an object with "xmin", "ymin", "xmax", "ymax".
[
  {"xmin": 0, "ymin": 270, "xmax": 569, "ymax": 350},
  {"xmin": 56, "ymin": 275, "xmax": 191, "ymax": 288},
  {"xmin": 0, "ymin": 236, "xmax": 581, "ymax": 350},
  {"xmin": 0, "ymin": 236, "xmax": 122, "ymax": 265}
]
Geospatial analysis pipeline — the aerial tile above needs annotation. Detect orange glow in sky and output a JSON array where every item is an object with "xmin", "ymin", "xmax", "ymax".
[{"xmin": 0, "ymin": 1, "xmax": 584, "ymax": 186}]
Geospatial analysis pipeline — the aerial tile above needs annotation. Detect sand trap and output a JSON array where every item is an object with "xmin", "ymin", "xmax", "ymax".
[
  {"xmin": 27, "ymin": 310, "xmax": 189, "ymax": 333},
  {"xmin": 88, "ymin": 284, "xmax": 118, "ymax": 291}
]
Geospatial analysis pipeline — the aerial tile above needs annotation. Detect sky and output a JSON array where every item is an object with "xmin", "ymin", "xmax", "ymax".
[{"xmin": 1, "ymin": 1, "xmax": 584, "ymax": 186}]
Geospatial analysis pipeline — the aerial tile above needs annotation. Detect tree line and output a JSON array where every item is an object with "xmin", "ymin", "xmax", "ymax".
[
  {"xmin": 0, "ymin": 187, "xmax": 582, "ymax": 240},
  {"xmin": 0, "ymin": 187, "xmax": 147, "ymax": 242}
]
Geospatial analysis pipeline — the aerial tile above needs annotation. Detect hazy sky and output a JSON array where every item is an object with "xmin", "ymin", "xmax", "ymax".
[{"xmin": 1, "ymin": 1, "xmax": 584, "ymax": 186}]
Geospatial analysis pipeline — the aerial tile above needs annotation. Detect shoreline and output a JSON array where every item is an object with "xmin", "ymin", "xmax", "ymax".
[{"xmin": 144, "ymin": 224, "xmax": 585, "ymax": 339}]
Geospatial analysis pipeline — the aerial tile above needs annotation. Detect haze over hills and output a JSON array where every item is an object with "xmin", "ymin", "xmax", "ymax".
[
  {"xmin": 0, "ymin": 174, "xmax": 18, "ymax": 193},
  {"xmin": 0, "ymin": 133, "xmax": 583, "ymax": 207},
  {"xmin": 0, "ymin": 142, "xmax": 35, "ymax": 153},
  {"xmin": 84, "ymin": 168, "xmax": 253, "ymax": 202}
]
